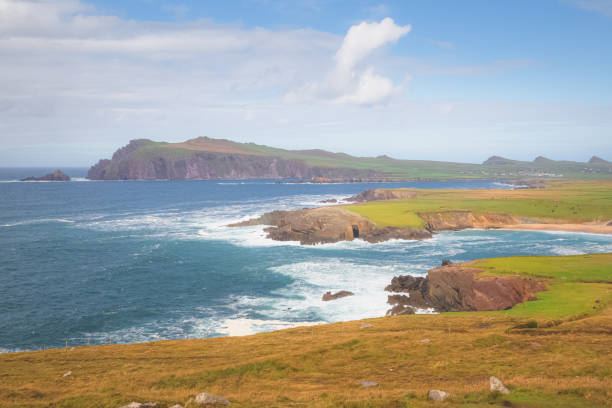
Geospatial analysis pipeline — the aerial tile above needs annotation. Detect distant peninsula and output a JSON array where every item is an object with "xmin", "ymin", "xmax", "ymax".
[{"xmin": 87, "ymin": 137, "xmax": 612, "ymax": 181}]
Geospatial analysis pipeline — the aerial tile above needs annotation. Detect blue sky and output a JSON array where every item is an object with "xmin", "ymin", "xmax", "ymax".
[{"xmin": 0, "ymin": 0, "xmax": 611, "ymax": 165}]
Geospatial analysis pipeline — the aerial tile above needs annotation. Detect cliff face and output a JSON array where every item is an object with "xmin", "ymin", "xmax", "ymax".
[
  {"xmin": 228, "ymin": 207, "xmax": 432, "ymax": 245},
  {"xmin": 386, "ymin": 264, "xmax": 547, "ymax": 314},
  {"xmin": 419, "ymin": 211, "xmax": 520, "ymax": 231},
  {"xmin": 87, "ymin": 139, "xmax": 384, "ymax": 180}
]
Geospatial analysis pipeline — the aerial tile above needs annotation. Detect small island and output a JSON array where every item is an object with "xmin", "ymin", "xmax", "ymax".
[{"xmin": 21, "ymin": 169, "xmax": 71, "ymax": 182}]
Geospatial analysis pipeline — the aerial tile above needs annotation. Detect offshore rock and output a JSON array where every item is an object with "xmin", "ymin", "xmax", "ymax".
[
  {"xmin": 322, "ymin": 290, "xmax": 354, "ymax": 301},
  {"xmin": 21, "ymin": 169, "xmax": 70, "ymax": 181}
]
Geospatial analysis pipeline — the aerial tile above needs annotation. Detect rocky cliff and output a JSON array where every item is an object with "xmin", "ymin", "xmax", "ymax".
[
  {"xmin": 87, "ymin": 139, "xmax": 384, "ymax": 181},
  {"xmin": 228, "ymin": 207, "xmax": 432, "ymax": 245},
  {"xmin": 418, "ymin": 211, "xmax": 520, "ymax": 231},
  {"xmin": 386, "ymin": 264, "xmax": 547, "ymax": 314}
]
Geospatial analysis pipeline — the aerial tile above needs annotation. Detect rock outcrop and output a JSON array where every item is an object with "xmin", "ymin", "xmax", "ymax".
[
  {"xmin": 322, "ymin": 290, "xmax": 354, "ymax": 301},
  {"xmin": 346, "ymin": 188, "xmax": 418, "ymax": 202},
  {"xmin": 418, "ymin": 211, "xmax": 520, "ymax": 231},
  {"xmin": 588, "ymin": 156, "xmax": 609, "ymax": 164},
  {"xmin": 21, "ymin": 169, "xmax": 70, "ymax": 181},
  {"xmin": 385, "ymin": 264, "xmax": 547, "ymax": 313},
  {"xmin": 228, "ymin": 207, "xmax": 431, "ymax": 245}
]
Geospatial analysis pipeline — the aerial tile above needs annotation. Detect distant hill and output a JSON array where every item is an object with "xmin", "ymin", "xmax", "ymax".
[
  {"xmin": 589, "ymin": 156, "xmax": 609, "ymax": 164},
  {"xmin": 482, "ymin": 156, "xmax": 520, "ymax": 166},
  {"xmin": 87, "ymin": 137, "xmax": 612, "ymax": 181}
]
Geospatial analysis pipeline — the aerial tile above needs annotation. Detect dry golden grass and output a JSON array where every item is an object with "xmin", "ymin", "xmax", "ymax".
[{"xmin": 1, "ymin": 308, "xmax": 611, "ymax": 407}]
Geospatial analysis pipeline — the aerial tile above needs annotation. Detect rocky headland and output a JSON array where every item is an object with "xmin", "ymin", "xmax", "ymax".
[
  {"xmin": 228, "ymin": 207, "xmax": 432, "ymax": 245},
  {"xmin": 87, "ymin": 137, "xmax": 612, "ymax": 180},
  {"xmin": 385, "ymin": 262, "xmax": 547, "ymax": 314},
  {"xmin": 21, "ymin": 169, "xmax": 71, "ymax": 182}
]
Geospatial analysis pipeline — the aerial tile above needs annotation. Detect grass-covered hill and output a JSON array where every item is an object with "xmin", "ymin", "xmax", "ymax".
[
  {"xmin": 1, "ymin": 254, "xmax": 610, "ymax": 407},
  {"xmin": 346, "ymin": 180, "xmax": 612, "ymax": 229},
  {"xmin": 87, "ymin": 137, "xmax": 612, "ymax": 181}
]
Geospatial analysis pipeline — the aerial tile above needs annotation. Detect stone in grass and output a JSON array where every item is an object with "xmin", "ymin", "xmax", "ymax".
[
  {"xmin": 428, "ymin": 390, "xmax": 450, "ymax": 401},
  {"xmin": 490, "ymin": 376, "xmax": 510, "ymax": 394},
  {"xmin": 360, "ymin": 381, "xmax": 378, "ymax": 387},
  {"xmin": 62, "ymin": 371, "xmax": 72, "ymax": 377},
  {"xmin": 359, "ymin": 323, "xmax": 373, "ymax": 329},
  {"xmin": 194, "ymin": 392, "xmax": 231, "ymax": 406},
  {"xmin": 118, "ymin": 403, "xmax": 157, "ymax": 408}
]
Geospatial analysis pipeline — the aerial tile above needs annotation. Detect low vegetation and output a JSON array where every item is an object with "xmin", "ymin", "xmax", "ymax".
[
  {"xmin": 346, "ymin": 180, "xmax": 612, "ymax": 228},
  {"xmin": 1, "ymin": 254, "xmax": 610, "ymax": 407}
]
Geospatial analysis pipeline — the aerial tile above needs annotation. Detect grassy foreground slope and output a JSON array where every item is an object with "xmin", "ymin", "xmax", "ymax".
[
  {"xmin": 1, "ymin": 254, "xmax": 611, "ymax": 408},
  {"xmin": 346, "ymin": 180, "xmax": 612, "ymax": 228}
]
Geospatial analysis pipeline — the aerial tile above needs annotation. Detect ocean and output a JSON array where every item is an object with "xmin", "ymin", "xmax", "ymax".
[{"xmin": 2, "ymin": 168, "xmax": 612, "ymax": 353}]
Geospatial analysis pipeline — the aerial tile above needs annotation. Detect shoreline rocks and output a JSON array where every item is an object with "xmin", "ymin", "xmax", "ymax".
[
  {"xmin": 228, "ymin": 207, "xmax": 432, "ymax": 245},
  {"xmin": 385, "ymin": 263, "xmax": 547, "ymax": 313},
  {"xmin": 21, "ymin": 169, "xmax": 70, "ymax": 182}
]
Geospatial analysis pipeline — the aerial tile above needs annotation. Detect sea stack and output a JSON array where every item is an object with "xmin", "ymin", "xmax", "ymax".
[{"xmin": 21, "ymin": 169, "xmax": 71, "ymax": 181}]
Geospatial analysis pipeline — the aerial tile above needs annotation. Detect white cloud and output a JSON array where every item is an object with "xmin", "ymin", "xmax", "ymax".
[
  {"xmin": 0, "ymin": 0, "xmax": 609, "ymax": 165},
  {"xmin": 285, "ymin": 17, "xmax": 411, "ymax": 105}
]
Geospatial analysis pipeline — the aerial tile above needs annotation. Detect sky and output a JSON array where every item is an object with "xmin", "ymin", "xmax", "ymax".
[{"xmin": 0, "ymin": 0, "xmax": 611, "ymax": 166}]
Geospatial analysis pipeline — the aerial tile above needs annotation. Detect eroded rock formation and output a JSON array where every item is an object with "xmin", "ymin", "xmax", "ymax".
[
  {"xmin": 228, "ymin": 207, "xmax": 431, "ymax": 245},
  {"xmin": 418, "ymin": 211, "xmax": 520, "ymax": 231},
  {"xmin": 386, "ymin": 263, "xmax": 547, "ymax": 313}
]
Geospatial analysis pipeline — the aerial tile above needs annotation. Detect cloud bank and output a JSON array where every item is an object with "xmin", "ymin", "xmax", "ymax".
[
  {"xmin": 286, "ymin": 17, "xmax": 411, "ymax": 105},
  {"xmin": 0, "ymin": 0, "xmax": 609, "ymax": 165}
]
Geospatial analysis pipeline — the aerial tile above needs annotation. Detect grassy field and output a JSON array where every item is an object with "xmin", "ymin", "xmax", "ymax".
[
  {"xmin": 346, "ymin": 180, "xmax": 612, "ymax": 228},
  {"xmin": 1, "ymin": 254, "xmax": 611, "ymax": 408}
]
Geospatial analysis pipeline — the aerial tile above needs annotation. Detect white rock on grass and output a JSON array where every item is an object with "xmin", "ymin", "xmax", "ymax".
[
  {"xmin": 490, "ymin": 376, "xmax": 510, "ymax": 394},
  {"xmin": 194, "ymin": 392, "xmax": 231, "ymax": 406},
  {"xmin": 118, "ymin": 403, "xmax": 157, "ymax": 408},
  {"xmin": 428, "ymin": 390, "xmax": 450, "ymax": 401}
]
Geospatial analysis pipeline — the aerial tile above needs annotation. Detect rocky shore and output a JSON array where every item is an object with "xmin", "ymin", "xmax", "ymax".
[
  {"xmin": 229, "ymin": 187, "xmax": 612, "ymax": 245},
  {"xmin": 228, "ymin": 207, "xmax": 431, "ymax": 245},
  {"xmin": 385, "ymin": 262, "xmax": 547, "ymax": 314}
]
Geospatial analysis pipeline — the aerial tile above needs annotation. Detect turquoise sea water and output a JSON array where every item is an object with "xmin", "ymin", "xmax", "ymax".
[{"xmin": 1, "ymin": 168, "xmax": 612, "ymax": 352}]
